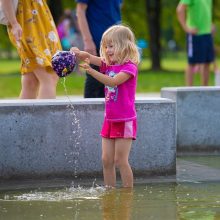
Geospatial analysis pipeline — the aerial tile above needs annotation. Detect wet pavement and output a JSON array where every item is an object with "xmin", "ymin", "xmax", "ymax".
[
  {"xmin": 177, "ymin": 156, "xmax": 220, "ymax": 183},
  {"xmin": 0, "ymin": 155, "xmax": 220, "ymax": 190}
]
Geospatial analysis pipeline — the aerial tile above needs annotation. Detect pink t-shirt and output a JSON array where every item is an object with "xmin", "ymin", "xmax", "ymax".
[{"xmin": 100, "ymin": 60, "xmax": 138, "ymax": 122}]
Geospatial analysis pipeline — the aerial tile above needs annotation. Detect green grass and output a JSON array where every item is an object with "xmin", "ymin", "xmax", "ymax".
[
  {"xmin": 0, "ymin": 57, "xmax": 216, "ymax": 98},
  {"xmin": 0, "ymin": 59, "xmax": 21, "ymax": 75}
]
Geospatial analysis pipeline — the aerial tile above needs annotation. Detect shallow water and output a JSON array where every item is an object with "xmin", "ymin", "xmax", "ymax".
[
  {"xmin": 0, "ymin": 156, "xmax": 220, "ymax": 220},
  {"xmin": 1, "ymin": 182, "xmax": 220, "ymax": 220}
]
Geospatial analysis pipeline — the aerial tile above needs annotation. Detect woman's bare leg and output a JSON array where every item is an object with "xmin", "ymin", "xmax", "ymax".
[
  {"xmin": 20, "ymin": 73, "xmax": 39, "ymax": 99},
  {"xmin": 34, "ymin": 67, "xmax": 59, "ymax": 99}
]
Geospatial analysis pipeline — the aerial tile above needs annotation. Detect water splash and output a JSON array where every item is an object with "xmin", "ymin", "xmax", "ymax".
[
  {"xmin": 61, "ymin": 77, "xmax": 82, "ymax": 179},
  {"xmin": 3, "ymin": 185, "xmax": 106, "ymax": 202}
]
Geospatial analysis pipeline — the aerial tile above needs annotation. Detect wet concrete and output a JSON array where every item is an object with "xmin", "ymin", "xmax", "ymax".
[
  {"xmin": 177, "ymin": 158, "xmax": 220, "ymax": 183},
  {"xmin": 0, "ymin": 155, "xmax": 219, "ymax": 191}
]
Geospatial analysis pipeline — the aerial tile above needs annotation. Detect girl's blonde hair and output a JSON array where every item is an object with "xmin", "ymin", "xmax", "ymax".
[{"xmin": 100, "ymin": 24, "xmax": 140, "ymax": 65}]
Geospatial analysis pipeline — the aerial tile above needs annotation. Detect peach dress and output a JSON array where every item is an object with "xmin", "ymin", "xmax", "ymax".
[{"xmin": 8, "ymin": 0, "xmax": 62, "ymax": 74}]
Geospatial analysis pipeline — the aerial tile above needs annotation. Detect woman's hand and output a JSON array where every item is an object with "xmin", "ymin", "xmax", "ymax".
[
  {"xmin": 1, "ymin": 0, "xmax": 22, "ymax": 41},
  {"xmin": 11, "ymin": 22, "xmax": 22, "ymax": 42}
]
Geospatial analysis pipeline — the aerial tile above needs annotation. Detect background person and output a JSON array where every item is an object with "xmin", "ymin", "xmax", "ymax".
[
  {"xmin": 75, "ymin": 0, "xmax": 122, "ymax": 98},
  {"xmin": 57, "ymin": 9, "xmax": 83, "ymax": 74},
  {"xmin": 176, "ymin": 0, "xmax": 214, "ymax": 86},
  {"xmin": 71, "ymin": 25, "xmax": 140, "ymax": 188},
  {"xmin": 2, "ymin": 0, "xmax": 62, "ymax": 99},
  {"xmin": 210, "ymin": 24, "xmax": 220, "ymax": 86},
  {"xmin": 57, "ymin": 9, "xmax": 83, "ymax": 51}
]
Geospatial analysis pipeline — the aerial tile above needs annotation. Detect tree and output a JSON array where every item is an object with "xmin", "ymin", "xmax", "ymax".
[
  {"xmin": 48, "ymin": 0, "xmax": 63, "ymax": 25},
  {"xmin": 146, "ymin": 0, "xmax": 161, "ymax": 70},
  {"xmin": 48, "ymin": 0, "xmax": 76, "ymax": 24}
]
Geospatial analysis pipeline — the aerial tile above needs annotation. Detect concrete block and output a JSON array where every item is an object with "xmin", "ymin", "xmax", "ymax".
[
  {"xmin": 0, "ymin": 98, "xmax": 176, "ymax": 179},
  {"xmin": 161, "ymin": 87, "xmax": 220, "ymax": 153}
]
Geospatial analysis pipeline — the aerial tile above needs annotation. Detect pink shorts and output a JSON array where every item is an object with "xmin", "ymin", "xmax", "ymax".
[{"xmin": 100, "ymin": 118, "xmax": 137, "ymax": 140}]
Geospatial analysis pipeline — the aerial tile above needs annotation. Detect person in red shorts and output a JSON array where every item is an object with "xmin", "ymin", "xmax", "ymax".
[{"xmin": 71, "ymin": 24, "xmax": 139, "ymax": 188}]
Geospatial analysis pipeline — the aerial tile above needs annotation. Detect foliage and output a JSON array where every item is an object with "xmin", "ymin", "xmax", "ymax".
[
  {"xmin": 62, "ymin": 0, "xmax": 76, "ymax": 9},
  {"xmin": 122, "ymin": 0, "xmax": 148, "ymax": 39},
  {"xmin": 0, "ymin": 1, "xmax": 219, "ymax": 61},
  {"xmin": 0, "ymin": 57, "xmax": 217, "ymax": 98},
  {"xmin": 0, "ymin": 25, "xmax": 14, "ymax": 54}
]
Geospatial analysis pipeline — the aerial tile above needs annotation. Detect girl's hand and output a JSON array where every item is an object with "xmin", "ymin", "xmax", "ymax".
[
  {"xmin": 11, "ymin": 22, "xmax": 22, "ymax": 42},
  {"xmin": 70, "ymin": 47, "xmax": 90, "ymax": 61},
  {"xmin": 70, "ymin": 47, "xmax": 81, "ymax": 59},
  {"xmin": 79, "ymin": 58, "xmax": 92, "ymax": 73}
]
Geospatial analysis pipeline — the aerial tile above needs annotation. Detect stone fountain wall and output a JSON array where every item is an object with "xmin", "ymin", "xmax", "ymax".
[
  {"xmin": 161, "ymin": 87, "xmax": 220, "ymax": 153},
  {"xmin": 0, "ymin": 98, "xmax": 176, "ymax": 180}
]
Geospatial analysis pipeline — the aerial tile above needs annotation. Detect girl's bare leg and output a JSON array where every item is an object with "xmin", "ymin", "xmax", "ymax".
[
  {"xmin": 115, "ymin": 138, "xmax": 133, "ymax": 188},
  {"xmin": 34, "ymin": 67, "xmax": 59, "ymax": 99},
  {"xmin": 20, "ymin": 73, "xmax": 39, "ymax": 99},
  {"xmin": 102, "ymin": 138, "xmax": 116, "ymax": 188}
]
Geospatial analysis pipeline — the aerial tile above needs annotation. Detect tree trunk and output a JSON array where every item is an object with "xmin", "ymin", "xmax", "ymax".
[
  {"xmin": 146, "ymin": 0, "xmax": 161, "ymax": 70},
  {"xmin": 48, "ymin": 0, "xmax": 63, "ymax": 25}
]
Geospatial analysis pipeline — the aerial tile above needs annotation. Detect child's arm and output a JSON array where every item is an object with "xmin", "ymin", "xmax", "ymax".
[
  {"xmin": 70, "ymin": 47, "xmax": 101, "ymax": 67},
  {"xmin": 80, "ymin": 59, "xmax": 131, "ymax": 87}
]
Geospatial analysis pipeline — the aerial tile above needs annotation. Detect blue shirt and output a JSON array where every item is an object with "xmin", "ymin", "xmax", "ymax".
[{"xmin": 76, "ymin": 0, "xmax": 122, "ymax": 49}]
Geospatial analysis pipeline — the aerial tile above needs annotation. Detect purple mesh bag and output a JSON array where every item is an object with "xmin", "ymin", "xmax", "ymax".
[{"xmin": 52, "ymin": 51, "xmax": 76, "ymax": 77}]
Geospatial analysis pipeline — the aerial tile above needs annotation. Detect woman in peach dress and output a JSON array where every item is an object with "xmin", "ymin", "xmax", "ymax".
[{"xmin": 2, "ymin": 0, "xmax": 62, "ymax": 99}]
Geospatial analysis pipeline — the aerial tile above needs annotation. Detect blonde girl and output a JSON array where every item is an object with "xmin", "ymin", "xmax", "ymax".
[{"xmin": 71, "ymin": 24, "xmax": 140, "ymax": 188}]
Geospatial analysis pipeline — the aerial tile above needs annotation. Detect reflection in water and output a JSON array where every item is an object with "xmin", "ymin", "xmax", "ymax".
[
  {"xmin": 101, "ymin": 188, "xmax": 133, "ymax": 220},
  {"xmin": 176, "ymin": 183, "xmax": 220, "ymax": 220},
  {"xmin": 131, "ymin": 183, "xmax": 177, "ymax": 220}
]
